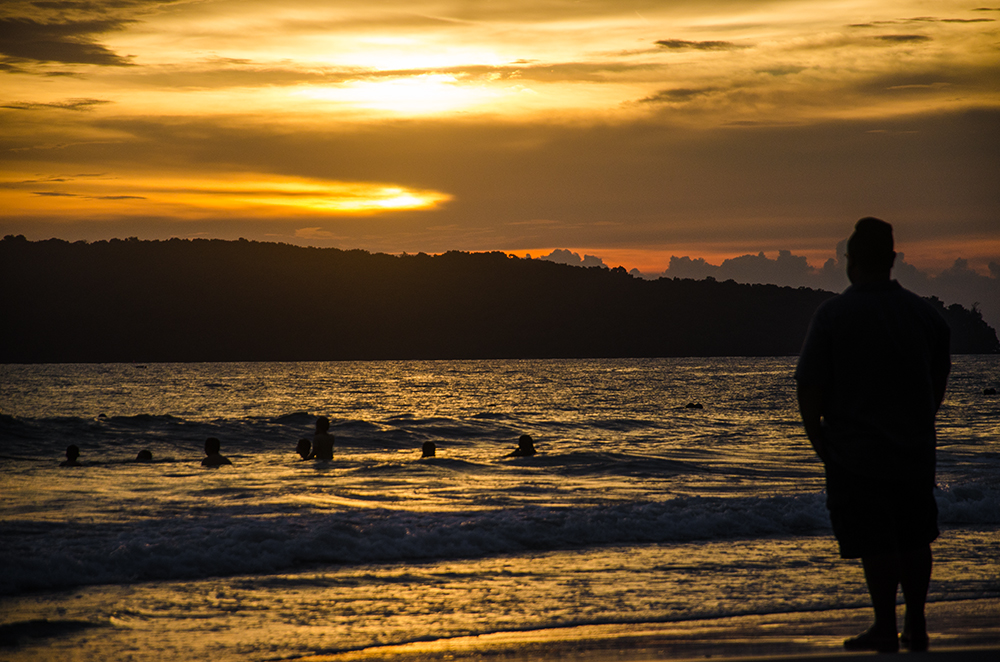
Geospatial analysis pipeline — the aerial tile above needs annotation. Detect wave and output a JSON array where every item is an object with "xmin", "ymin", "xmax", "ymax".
[
  {"xmin": 505, "ymin": 451, "xmax": 705, "ymax": 478},
  {"xmin": 2, "ymin": 483, "xmax": 993, "ymax": 597},
  {"xmin": 0, "ymin": 494, "xmax": 819, "ymax": 595}
]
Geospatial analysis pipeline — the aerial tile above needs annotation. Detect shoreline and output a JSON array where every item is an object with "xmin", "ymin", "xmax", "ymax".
[{"xmin": 294, "ymin": 599, "xmax": 1000, "ymax": 662}]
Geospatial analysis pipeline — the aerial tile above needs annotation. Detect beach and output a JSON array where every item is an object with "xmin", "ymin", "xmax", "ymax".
[
  {"xmin": 297, "ymin": 599, "xmax": 1000, "ymax": 661},
  {"xmin": 2, "ymin": 592, "xmax": 998, "ymax": 661},
  {"xmin": 2, "ymin": 358, "xmax": 998, "ymax": 661}
]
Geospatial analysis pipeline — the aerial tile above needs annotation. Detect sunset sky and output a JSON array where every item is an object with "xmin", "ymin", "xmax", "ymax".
[{"xmin": 2, "ymin": 0, "xmax": 998, "ymax": 276}]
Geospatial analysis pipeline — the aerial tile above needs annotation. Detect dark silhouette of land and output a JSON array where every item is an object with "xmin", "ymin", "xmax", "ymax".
[{"xmin": 1, "ymin": 235, "xmax": 996, "ymax": 363}]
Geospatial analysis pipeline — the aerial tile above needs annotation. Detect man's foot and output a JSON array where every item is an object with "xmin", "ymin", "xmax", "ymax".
[
  {"xmin": 844, "ymin": 627, "xmax": 899, "ymax": 653},
  {"xmin": 900, "ymin": 629, "xmax": 929, "ymax": 652}
]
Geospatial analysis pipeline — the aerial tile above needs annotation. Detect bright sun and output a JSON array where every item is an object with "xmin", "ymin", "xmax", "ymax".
[{"xmin": 295, "ymin": 74, "xmax": 506, "ymax": 114}]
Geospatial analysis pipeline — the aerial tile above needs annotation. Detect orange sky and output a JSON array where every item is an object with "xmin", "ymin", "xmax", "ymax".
[{"xmin": 1, "ymin": 0, "xmax": 998, "ymax": 276}]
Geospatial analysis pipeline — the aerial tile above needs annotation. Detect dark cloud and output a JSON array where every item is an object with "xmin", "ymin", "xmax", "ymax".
[
  {"xmin": 32, "ymin": 190, "xmax": 77, "ymax": 196},
  {"xmin": 2, "ymin": 98, "xmax": 110, "ymax": 110},
  {"xmin": 639, "ymin": 87, "xmax": 719, "ymax": 103},
  {"xmin": 0, "ymin": 17, "xmax": 134, "ymax": 65},
  {"xmin": 850, "ymin": 16, "xmax": 994, "ymax": 27},
  {"xmin": 756, "ymin": 66, "xmax": 807, "ymax": 76},
  {"xmin": 855, "ymin": 62, "xmax": 1000, "ymax": 97},
  {"xmin": 875, "ymin": 34, "xmax": 932, "ymax": 42},
  {"xmin": 537, "ymin": 249, "xmax": 607, "ymax": 269},
  {"xmin": 652, "ymin": 250, "xmax": 832, "ymax": 289},
  {"xmin": 631, "ymin": 247, "xmax": 999, "ymax": 332},
  {"xmin": 655, "ymin": 39, "xmax": 744, "ymax": 51}
]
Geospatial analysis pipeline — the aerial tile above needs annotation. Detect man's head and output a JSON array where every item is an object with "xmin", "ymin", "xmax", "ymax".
[
  {"xmin": 316, "ymin": 416, "xmax": 330, "ymax": 433},
  {"xmin": 847, "ymin": 217, "xmax": 896, "ymax": 284},
  {"xmin": 205, "ymin": 437, "xmax": 221, "ymax": 455}
]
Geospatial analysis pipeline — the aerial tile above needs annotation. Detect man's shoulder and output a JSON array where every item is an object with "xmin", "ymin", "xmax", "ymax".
[
  {"xmin": 819, "ymin": 281, "xmax": 938, "ymax": 313},
  {"xmin": 891, "ymin": 282, "xmax": 950, "ymax": 327}
]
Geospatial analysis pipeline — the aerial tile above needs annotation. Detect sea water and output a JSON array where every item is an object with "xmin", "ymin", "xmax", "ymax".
[{"xmin": 1, "ymin": 357, "xmax": 998, "ymax": 660}]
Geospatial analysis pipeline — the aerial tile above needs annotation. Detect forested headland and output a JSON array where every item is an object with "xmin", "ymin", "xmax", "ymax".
[{"xmin": 2, "ymin": 235, "xmax": 997, "ymax": 363}]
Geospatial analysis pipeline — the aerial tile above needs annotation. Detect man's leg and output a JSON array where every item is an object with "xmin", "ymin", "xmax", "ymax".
[
  {"xmin": 899, "ymin": 543, "xmax": 933, "ymax": 651},
  {"xmin": 844, "ymin": 554, "xmax": 900, "ymax": 652},
  {"xmin": 863, "ymin": 554, "xmax": 900, "ymax": 635}
]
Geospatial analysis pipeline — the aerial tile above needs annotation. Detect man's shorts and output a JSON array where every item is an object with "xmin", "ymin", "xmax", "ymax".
[{"xmin": 825, "ymin": 464, "xmax": 939, "ymax": 559}]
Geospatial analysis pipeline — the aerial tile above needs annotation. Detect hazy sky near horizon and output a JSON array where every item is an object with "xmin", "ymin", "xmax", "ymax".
[{"xmin": 2, "ymin": 0, "xmax": 998, "ymax": 275}]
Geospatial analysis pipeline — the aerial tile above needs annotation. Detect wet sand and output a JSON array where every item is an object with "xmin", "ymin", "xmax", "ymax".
[
  {"xmin": 295, "ymin": 599, "xmax": 1000, "ymax": 662},
  {"xmin": 1, "ymin": 595, "xmax": 996, "ymax": 661}
]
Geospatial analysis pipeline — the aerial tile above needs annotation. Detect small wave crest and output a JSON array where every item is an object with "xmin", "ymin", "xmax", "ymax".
[{"xmin": 0, "ymin": 494, "xmax": 830, "ymax": 596}]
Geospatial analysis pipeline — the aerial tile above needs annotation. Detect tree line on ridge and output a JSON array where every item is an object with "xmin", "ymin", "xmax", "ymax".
[{"xmin": 2, "ymin": 235, "xmax": 997, "ymax": 363}]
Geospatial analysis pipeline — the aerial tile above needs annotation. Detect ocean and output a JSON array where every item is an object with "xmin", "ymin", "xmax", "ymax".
[{"xmin": 1, "ymin": 357, "xmax": 998, "ymax": 660}]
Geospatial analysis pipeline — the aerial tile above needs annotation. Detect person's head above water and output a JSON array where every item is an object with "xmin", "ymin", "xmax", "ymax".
[
  {"xmin": 296, "ymin": 438, "xmax": 311, "ymax": 459},
  {"xmin": 316, "ymin": 416, "xmax": 330, "ymax": 434},
  {"xmin": 135, "ymin": 449, "xmax": 153, "ymax": 462},
  {"xmin": 421, "ymin": 441, "xmax": 436, "ymax": 458},
  {"xmin": 846, "ymin": 217, "xmax": 896, "ymax": 284},
  {"xmin": 205, "ymin": 437, "xmax": 221, "ymax": 455},
  {"xmin": 517, "ymin": 434, "xmax": 536, "ymax": 454},
  {"xmin": 60, "ymin": 444, "xmax": 81, "ymax": 466}
]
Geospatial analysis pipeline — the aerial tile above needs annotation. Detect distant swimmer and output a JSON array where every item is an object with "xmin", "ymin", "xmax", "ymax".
[
  {"xmin": 310, "ymin": 416, "xmax": 334, "ymax": 461},
  {"xmin": 505, "ymin": 434, "xmax": 537, "ymax": 457},
  {"xmin": 60, "ymin": 444, "xmax": 81, "ymax": 467},
  {"xmin": 296, "ymin": 438, "xmax": 312, "ymax": 460},
  {"xmin": 421, "ymin": 441, "xmax": 436, "ymax": 458},
  {"xmin": 135, "ymin": 449, "xmax": 153, "ymax": 462},
  {"xmin": 201, "ymin": 437, "xmax": 232, "ymax": 467}
]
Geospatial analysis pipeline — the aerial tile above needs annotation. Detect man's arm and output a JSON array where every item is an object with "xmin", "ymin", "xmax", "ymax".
[{"xmin": 797, "ymin": 381, "xmax": 831, "ymax": 465}]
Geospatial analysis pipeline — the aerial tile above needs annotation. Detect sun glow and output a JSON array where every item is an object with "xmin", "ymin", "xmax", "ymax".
[
  {"xmin": 0, "ymin": 172, "xmax": 453, "ymax": 219},
  {"xmin": 294, "ymin": 74, "xmax": 510, "ymax": 114}
]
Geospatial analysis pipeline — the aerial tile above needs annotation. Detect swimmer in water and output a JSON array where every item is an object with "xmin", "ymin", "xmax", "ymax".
[
  {"xmin": 505, "ymin": 434, "xmax": 536, "ymax": 457},
  {"xmin": 296, "ymin": 438, "xmax": 312, "ymax": 460},
  {"xmin": 310, "ymin": 416, "xmax": 334, "ymax": 461},
  {"xmin": 201, "ymin": 437, "xmax": 232, "ymax": 467},
  {"xmin": 60, "ymin": 444, "xmax": 81, "ymax": 467}
]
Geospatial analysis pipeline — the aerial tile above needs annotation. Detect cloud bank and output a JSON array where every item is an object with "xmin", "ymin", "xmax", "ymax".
[{"xmin": 562, "ymin": 245, "xmax": 999, "ymax": 333}]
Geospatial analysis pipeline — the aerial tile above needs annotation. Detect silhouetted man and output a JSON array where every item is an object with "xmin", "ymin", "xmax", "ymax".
[{"xmin": 795, "ymin": 217, "xmax": 950, "ymax": 652}]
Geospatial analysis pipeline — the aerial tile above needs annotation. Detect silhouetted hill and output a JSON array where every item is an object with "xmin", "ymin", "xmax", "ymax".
[{"xmin": 2, "ymin": 235, "xmax": 997, "ymax": 363}]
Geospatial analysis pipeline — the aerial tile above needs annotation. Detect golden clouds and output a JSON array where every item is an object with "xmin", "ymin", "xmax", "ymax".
[
  {"xmin": 5, "ymin": 0, "xmax": 995, "ymax": 124},
  {"xmin": 0, "ymin": 172, "xmax": 452, "ymax": 219},
  {"xmin": 0, "ymin": 0, "xmax": 997, "ymax": 269}
]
